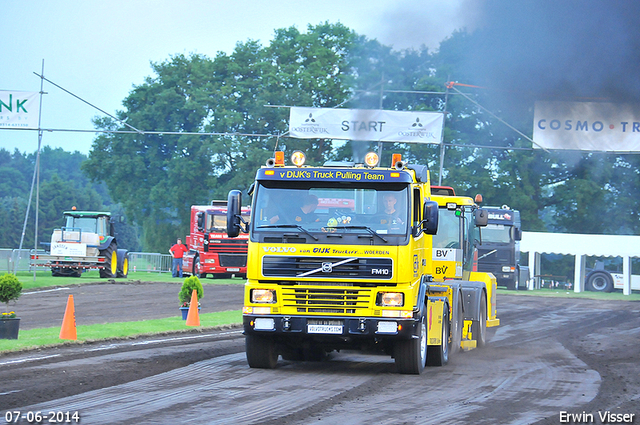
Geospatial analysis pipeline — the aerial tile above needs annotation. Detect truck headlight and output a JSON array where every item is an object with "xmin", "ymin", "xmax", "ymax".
[
  {"xmin": 251, "ymin": 289, "xmax": 276, "ymax": 303},
  {"xmin": 502, "ymin": 266, "xmax": 515, "ymax": 273},
  {"xmin": 377, "ymin": 292, "xmax": 404, "ymax": 307}
]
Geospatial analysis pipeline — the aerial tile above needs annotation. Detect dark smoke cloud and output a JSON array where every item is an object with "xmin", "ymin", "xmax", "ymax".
[{"xmin": 460, "ymin": 0, "xmax": 640, "ymax": 104}]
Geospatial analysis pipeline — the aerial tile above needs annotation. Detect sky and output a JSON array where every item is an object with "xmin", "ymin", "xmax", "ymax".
[{"xmin": 1, "ymin": 0, "xmax": 473, "ymax": 155}]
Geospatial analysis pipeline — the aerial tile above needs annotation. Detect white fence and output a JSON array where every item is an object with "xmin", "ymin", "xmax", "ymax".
[{"xmin": 0, "ymin": 249, "xmax": 172, "ymax": 274}]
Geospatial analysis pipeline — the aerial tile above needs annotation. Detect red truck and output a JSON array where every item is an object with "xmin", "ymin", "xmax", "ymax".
[{"xmin": 182, "ymin": 201, "xmax": 250, "ymax": 278}]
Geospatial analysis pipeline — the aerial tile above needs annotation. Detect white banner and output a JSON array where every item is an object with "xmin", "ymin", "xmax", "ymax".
[
  {"xmin": 289, "ymin": 107, "xmax": 444, "ymax": 144},
  {"xmin": 0, "ymin": 90, "xmax": 39, "ymax": 129},
  {"xmin": 533, "ymin": 101, "xmax": 640, "ymax": 151}
]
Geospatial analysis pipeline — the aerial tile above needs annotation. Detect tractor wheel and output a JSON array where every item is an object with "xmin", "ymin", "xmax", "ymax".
[
  {"xmin": 99, "ymin": 242, "xmax": 118, "ymax": 278},
  {"xmin": 116, "ymin": 249, "xmax": 129, "ymax": 278}
]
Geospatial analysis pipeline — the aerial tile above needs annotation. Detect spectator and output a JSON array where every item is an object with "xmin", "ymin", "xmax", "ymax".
[{"xmin": 169, "ymin": 238, "xmax": 188, "ymax": 278}]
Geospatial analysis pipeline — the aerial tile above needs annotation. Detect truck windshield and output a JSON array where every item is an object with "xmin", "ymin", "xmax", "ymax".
[
  {"xmin": 252, "ymin": 182, "xmax": 409, "ymax": 235},
  {"xmin": 210, "ymin": 214, "xmax": 250, "ymax": 232},
  {"xmin": 433, "ymin": 209, "xmax": 461, "ymax": 248},
  {"xmin": 481, "ymin": 224, "xmax": 512, "ymax": 243}
]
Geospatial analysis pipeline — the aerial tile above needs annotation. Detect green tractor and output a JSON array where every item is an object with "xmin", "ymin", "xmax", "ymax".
[{"xmin": 32, "ymin": 210, "xmax": 129, "ymax": 278}]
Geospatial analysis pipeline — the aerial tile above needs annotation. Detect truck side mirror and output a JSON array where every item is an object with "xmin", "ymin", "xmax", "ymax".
[
  {"xmin": 227, "ymin": 190, "xmax": 242, "ymax": 237},
  {"xmin": 514, "ymin": 227, "xmax": 522, "ymax": 241},
  {"xmin": 196, "ymin": 212, "xmax": 205, "ymax": 232},
  {"xmin": 423, "ymin": 201, "xmax": 439, "ymax": 235},
  {"xmin": 474, "ymin": 208, "xmax": 488, "ymax": 227}
]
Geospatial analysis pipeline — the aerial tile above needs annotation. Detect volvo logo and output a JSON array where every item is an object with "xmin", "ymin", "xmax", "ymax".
[{"xmin": 321, "ymin": 262, "xmax": 333, "ymax": 273}]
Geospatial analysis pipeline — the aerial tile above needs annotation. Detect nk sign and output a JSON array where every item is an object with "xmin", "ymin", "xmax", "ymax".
[
  {"xmin": 533, "ymin": 101, "xmax": 640, "ymax": 151},
  {"xmin": 289, "ymin": 107, "xmax": 444, "ymax": 144},
  {"xmin": 0, "ymin": 90, "xmax": 39, "ymax": 130}
]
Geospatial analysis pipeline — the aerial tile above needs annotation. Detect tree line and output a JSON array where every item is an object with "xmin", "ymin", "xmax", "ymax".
[
  {"xmin": 0, "ymin": 146, "xmax": 140, "ymax": 251},
  {"xmin": 3, "ymin": 22, "xmax": 639, "ymax": 254}
]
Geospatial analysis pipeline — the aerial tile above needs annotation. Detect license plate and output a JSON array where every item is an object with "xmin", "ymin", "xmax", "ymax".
[
  {"xmin": 227, "ymin": 268, "xmax": 240, "ymax": 272},
  {"xmin": 377, "ymin": 321, "xmax": 398, "ymax": 333},
  {"xmin": 308, "ymin": 325, "xmax": 343, "ymax": 334}
]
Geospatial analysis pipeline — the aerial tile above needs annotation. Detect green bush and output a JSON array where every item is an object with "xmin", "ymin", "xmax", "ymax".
[
  {"xmin": 178, "ymin": 276, "xmax": 203, "ymax": 306},
  {"xmin": 0, "ymin": 274, "xmax": 22, "ymax": 313}
]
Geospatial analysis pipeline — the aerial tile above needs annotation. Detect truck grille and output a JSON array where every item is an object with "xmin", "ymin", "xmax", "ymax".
[
  {"xmin": 281, "ymin": 286, "xmax": 372, "ymax": 314},
  {"xmin": 218, "ymin": 254, "xmax": 247, "ymax": 267},
  {"xmin": 262, "ymin": 256, "xmax": 393, "ymax": 279}
]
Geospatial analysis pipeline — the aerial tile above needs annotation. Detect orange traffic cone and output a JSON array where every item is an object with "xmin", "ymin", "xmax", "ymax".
[
  {"xmin": 185, "ymin": 289, "xmax": 200, "ymax": 327},
  {"xmin": 60, "ymin": 294, "xmax": 77, "ymax": 340}
]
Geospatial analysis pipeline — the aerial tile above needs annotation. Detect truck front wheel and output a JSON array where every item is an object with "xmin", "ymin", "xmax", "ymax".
[
  {"xmin": 586, "ymin": 271, "xmax": 613, "ymax": 292},
  {"xmin": 245, "ymin": 334, "xmax": 278, "ymax": 369},
  {"xmin": 394, "ymin": 312, "xmax": 427, "ymax": 374},
  {"xmin": 194, "ymin": 257, "xmax": 206, "ymax": 279}
]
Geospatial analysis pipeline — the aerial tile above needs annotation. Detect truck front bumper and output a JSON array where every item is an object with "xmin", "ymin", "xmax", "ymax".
[{"xmin": 243, "ymin": 314, "xmax": 418, "ymax": 341}]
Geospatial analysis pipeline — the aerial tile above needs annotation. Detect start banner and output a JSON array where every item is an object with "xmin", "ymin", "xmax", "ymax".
[
  {"xmin": 289, "ymin": 107, "xmax": 444, "ymax": 144},
  {"xmin": 533, "ymin": 101, "xmax": 640, "ymax": 151},
  {"xmin": 0, "ymin": 90, "xmax": 39, "ymax": 130}
]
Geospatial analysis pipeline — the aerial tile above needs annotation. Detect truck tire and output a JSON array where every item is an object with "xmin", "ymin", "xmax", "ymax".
[
  {"xmin": 427, "ymin": 305, "xmax": 450, "ymax": 367},
  {"xmin": 472, "ymin": 293, "xmax": 487, "ymax": 348},
  {"xmin": 245, "ymin": 334, "xmax": 278, "ymax": 369},
  {"xmin": 450, "ymin": 296, "xmax": 463, "ymax": 355},
  {"xmin": 99, "ymin": 242, "xmax": 118, "ymax": 278},
  {"xmin": 586, "ymin": 271, "xmax": 613, "ymax": 292},
  {"xmin": 394, "ymin": 312, "xmax": 428, "ymax": 374},
  {"xmin": 116, "ymin": 249, "xmax": 129, "ymax": 278},
  {"xmin": 193, "ymin": 257, "xmax": 206, "ymax": 279}
]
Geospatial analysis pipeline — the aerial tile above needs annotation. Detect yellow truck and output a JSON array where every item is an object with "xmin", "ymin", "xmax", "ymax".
[{"xmin": 227, "ymin": 151, "xmax": 499, "ymax": 374}]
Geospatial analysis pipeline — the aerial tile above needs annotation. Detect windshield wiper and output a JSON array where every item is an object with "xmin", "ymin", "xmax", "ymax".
[
  {"xmin": 333, "ymin": 225, "xmax": 388, "ymax": 243},
  {"xmin": 256, "ymin": 224, "xmax": 319, "ymax": 241}
]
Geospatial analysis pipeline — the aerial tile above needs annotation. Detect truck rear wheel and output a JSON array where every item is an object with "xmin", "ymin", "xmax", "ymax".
[
  {"xmin": 472, "ymin": 294, "xmax": 487, "ymax": 348},
  {"xmin": 450, "ymin": 296, "xmax": 463, "ymax": 355},
  {"xmin": 586, "ymin": 271, "xmax": 613, "ymax": 292},
  {"xmin": 99, "ymin": 242, "xmax": 118, "ymax": 278},
  {"xmin": 245, "ymin": 334, "xmax": 278, "ymax": 369},
  {"xmin": 394, "ymin": 312, "xmax": 427, "ymax": 374},
  {"xmin": 427, "ymin": 305, "xmax": 450, "ymax": 366}
]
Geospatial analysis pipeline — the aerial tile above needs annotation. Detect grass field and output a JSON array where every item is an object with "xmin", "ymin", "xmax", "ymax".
[{"xmin": 0, "ymin": 311, "xmax": 242, "ymax": 353}]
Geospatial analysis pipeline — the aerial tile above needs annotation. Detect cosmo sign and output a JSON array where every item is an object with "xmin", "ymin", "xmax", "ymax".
[
  {"xmin": 533, "ymin": 101, "xmax": 640, "ymax": 151},
  {"xmin": 289, "ymin": 107, "xmax": 444, "ymax": 144},
  {"xmin": 0, "ymin": 90, "xmax": 39, "ymax": 129}
]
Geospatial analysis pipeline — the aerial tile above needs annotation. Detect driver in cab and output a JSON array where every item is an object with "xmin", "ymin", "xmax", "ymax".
[
  {"xmin": 378, "ymin": 193, "xmax": 404, "ymax": 226},
  {"xmin": 270, "ymin": 194, "xmax": 319, "ymax": 224}
]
